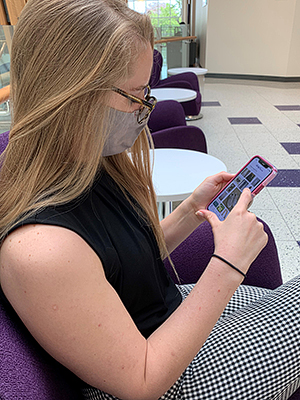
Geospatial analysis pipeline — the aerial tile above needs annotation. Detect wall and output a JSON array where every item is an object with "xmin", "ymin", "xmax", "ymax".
[
  {"xmin": 0, "ymin": 1, "xmax": 7, "ymax": 24},
  {"xmin": 287, "ymin": 0, "xmax": 300, "ymax": 75},
  {"xmin": 2, "ymin": 0, "xmax": 27, "ymax": 25},
  {"xmin": 196, "ymin": 0, "xmax": 300, "ymax": 78},
  {"xmin": 195, "ymin": 0, "xmax": 208, "ymax": 67}
]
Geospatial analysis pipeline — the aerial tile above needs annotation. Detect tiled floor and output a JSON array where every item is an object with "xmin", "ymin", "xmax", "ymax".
[{"xmin": 191, "ymin": 78, "xmax": 300, "ymax": 282}]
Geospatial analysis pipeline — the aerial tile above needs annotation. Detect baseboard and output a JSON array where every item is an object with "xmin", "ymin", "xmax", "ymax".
[{"xmin": 206, "ymin": 73, "xmax": 300, "ymax": 83}]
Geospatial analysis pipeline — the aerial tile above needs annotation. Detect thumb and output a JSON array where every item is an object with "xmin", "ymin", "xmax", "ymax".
[{"xmin": 196, "ymin": 208, "xmax": 221, "ymax": 228}]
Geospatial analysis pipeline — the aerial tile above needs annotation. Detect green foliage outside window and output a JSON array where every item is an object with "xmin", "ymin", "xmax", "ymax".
[
  {"xmin": 150, "ymin": 2, "xmax": 181, "ymax": 27},
  {"xmin": 128, "ymin": 1, "xmax": 183, "ymax": 39}
]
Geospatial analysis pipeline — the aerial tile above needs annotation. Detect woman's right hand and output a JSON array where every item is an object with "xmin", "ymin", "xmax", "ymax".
[{"xmin": 197, "ymin": 188, "xmax": 268, "ymax": 276}]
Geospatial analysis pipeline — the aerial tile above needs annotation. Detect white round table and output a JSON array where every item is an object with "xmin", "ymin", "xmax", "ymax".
[
  {"xmin": 167, "ymin": 67, "xmax": 208, "ymax": 77},
  {"xmin": 151, "ymin": 88, "xmax": 197, "ymax": 103},
  {"xmin": 150, "ymin": 149, "xmax": 227, "ymax": 219}
]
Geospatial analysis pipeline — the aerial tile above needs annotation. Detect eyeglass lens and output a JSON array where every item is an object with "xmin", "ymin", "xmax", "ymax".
[
  {"xmin": 144, "ymin": 86, "xmax": 150, "ymax": 99},
  {"xmin": 137, "ymin": 107, "xmax": 149, "ymax": 123}
]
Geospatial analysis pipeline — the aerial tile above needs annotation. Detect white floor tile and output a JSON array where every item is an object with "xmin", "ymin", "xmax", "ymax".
[
  {"xmin": 291, "ymin": 155, "xmax": 300, "ymax": 167},
  {"xmin": 249, "ymin": 188, "xmax": 277, "ymax": 211},
  {"xmin": 260, "ymin": 115, "xmax": 300, "ymax": 134},
  {"xmin": 281, "ymin": 111, "xmax": 300, "ymax": 124},
  {"xmin": 276, "ymin": 241, "xmax": 300, "ymax": 282},
  {"xmin": 227, "ymin": 130, "xmax": 298, "ymax": 169},
  {"xmin": 267, "ymin": 187, "xmax": 300, "ymax": 210},
  {"xmin": 279, "ymin": 208, "xmax": 300, "ymax": 240},
  {"xmin": 270, "ymin": 129, "xmax": 300, "ymax": 142},
  {"xmin": 254, "ymin": 208, "xmax": 294, "ymax": 241}
]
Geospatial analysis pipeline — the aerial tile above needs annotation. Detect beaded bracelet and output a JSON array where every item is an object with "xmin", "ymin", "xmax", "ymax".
[{"xmin": 211, "ymin": 254, "xmax": 247, "ymax": 279}]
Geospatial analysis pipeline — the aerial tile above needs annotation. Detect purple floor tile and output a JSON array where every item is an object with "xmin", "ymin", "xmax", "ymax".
[
  {"xmin": 202, "ymin": 101, "xmax": 221, "ymax": 107},
  {"xmin": 228, "ymin": 117, "xmax": 262, "ymax": 125},
  {"xmin": 275, "ymin": 105, "xmax": 300, "ymax": 111},
  {"xmin": 281, "ymin": 142, "xmax": 300, "ymax": 155},
  {"xmin": 268, "ymin": 170, "xmax": 300, "ymax": 187}
]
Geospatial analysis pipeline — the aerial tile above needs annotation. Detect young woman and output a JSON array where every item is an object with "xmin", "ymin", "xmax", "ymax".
[{"xmin": 0, "ymin": 1, "xmax": 299, "ymax": 399}]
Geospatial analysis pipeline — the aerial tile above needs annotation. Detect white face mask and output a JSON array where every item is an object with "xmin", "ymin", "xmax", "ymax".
[{"xmin": 102, "ymin": 107, "xmax": 150, "ymax": 157}]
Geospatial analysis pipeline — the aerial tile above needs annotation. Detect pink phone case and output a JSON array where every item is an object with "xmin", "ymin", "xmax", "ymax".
[{"xmin": 207, "ymin": 155, "xmax": 277, "ymax": 209}]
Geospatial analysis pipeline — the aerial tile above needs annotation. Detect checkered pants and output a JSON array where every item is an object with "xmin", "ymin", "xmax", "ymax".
[{"xmin": 81, "ymin": 276, "xmax": 300, "ymax": 400}]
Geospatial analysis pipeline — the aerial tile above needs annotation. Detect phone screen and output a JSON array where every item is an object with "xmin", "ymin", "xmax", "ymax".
[{"xmin": 207, "ymin": 156, "xmax": 274, "ymax": 221}]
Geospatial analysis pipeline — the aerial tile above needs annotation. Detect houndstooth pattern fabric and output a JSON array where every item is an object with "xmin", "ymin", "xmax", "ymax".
[{"xmin": 81, "ymin": 277, "xmax": 300, "ymax": 400}]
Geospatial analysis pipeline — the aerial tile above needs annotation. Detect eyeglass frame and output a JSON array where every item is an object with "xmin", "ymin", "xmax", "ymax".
[{"xmin": 111, "ymin": 85, "xmax": 157, "ymax": 124}]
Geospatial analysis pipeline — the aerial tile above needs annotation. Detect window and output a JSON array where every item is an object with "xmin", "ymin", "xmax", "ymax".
[
  {"xmin": 128, "ymin": 0, "xmax": 182, "ymax": 37},
  {"xmin": 128, "ymin": 0, "xmax": 187, "ymax": 78}
]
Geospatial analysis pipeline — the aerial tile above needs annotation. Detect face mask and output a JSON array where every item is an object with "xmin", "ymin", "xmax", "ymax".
[{"xmin": 102, "ymin": 107, "xmax": 149, "ymax": 157}]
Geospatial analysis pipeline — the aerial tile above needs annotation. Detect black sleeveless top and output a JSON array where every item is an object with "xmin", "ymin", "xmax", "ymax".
[{"xmin": 1, "ymin": 172, "xmax": 182, "ymax": 338}]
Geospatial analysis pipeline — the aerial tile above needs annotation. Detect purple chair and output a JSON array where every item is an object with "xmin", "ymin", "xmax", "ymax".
[
  {"xmin": 0, "ymin": 129, "xmax": 9, "ymax": 152},
  {"xmin": 0, "ymin": 131, "xmax": 299, "ymax": 399},
  {"xmin": 149, "ymin": 49, "xmax": 202, "ymax": 117},
  {"xmin": 149, "ymin": 48, "xmax": 163, "ymax": 88},
  {"xmin": 0, "ymin": 298, "xmax": 83, "ymax": 400},
  {"xmin": 148, "ymin": 99, "xmax": 188, "ymax": 133},
  {"xmin": 164, "ymin": 219, "xmax": 282, "ymax": 289},
  {"xmin": 148, "ymin": 100, "xmax": 207, "ymax": 153}
]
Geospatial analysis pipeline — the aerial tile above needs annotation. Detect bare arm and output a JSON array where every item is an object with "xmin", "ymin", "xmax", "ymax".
[{"xmin": 0, "ymin": 191, "xmax": 267, "ymax": 400}]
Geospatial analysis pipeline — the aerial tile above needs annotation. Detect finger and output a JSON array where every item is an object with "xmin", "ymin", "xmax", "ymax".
[
  {"xmin": 214, "ymin": 171, "xmax": 235, "ymax": 181},
  {"xmin": 205, "ymin": 171, "xmax": 234, "ymax": 185},
  {"xmin": 247, "ymin": 199, "xmax": 254, "ymax": 209},
  {"xmin": 196, "ymin": 209, "xmax": 221, "ymax": 228},
  {"xmin": 234, "ymin": 188, "xmax": 254, "ymax": 211}
]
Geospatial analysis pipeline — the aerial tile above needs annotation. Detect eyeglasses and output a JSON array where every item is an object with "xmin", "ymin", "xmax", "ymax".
[{"xmin": 111, "ymin": 85, "xmax": 157, "ymax": 124}]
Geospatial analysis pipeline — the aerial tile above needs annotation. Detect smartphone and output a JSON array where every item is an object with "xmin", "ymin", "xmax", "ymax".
[{"xmin": 206, "ymin": 155, "xmax": 277, "ymax": 221}]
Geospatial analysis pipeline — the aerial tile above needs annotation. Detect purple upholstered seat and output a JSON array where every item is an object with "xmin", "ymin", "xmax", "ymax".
[
  {"xmin": 0, "ymin": 129, "xmax": 9, "ymax": 153},
  {"xmin": 149, "ymin": 48, "xmax": 163, "ymax": 88},
  {"xmin": 164, "ymin": 219, "xmax": 282, "ymax": 289},
  {"xmin": 148, "ymin": 100, "xmax": 207, "ymax": 153},
  {"xmin": 149, "ymin": 49, "xmax": 202, "ymax": 117},
  {"xmin": 151, "ymin": 125, "xmax": 207, "ymax": 153},
  {"xmin": 0, "ymin": 296, "xmax": 83, "ymax": 399},
  {"xmin": 148, "ymin": 99, "xmax": 186, "ymax": 132}
]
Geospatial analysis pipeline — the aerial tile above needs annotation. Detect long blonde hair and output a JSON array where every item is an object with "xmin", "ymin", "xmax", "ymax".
[{"xmin": 0, "ymin": 0, "xmax": 168, "ymax": 259}]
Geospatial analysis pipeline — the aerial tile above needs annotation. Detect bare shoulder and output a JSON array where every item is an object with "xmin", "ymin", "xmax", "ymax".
[
  {"xmin": 0, "ymin": 224, "xmax": 104, "ymax": 312},
  {"xmin": 1, "ymin": 223, "xmax": 98, "ymax": 269}
]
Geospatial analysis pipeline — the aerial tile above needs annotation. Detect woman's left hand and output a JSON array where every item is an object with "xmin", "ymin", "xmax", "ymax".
[
  {"xmin": 189, "ymin": 171, "xmax": 235, "ymax": 212},
  {"xmin": 161, "ymin": 171, "xmax": 234, "ymax": 254}
]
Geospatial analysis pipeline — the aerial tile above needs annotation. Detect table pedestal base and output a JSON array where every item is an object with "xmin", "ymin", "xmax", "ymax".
[
  {"xmin": 185, "ymin": 113, "xmax": 203, "ymax": 121},
  {"xmin": 157, "ymin": 201, "xmax": 173, "ymax": 220}
]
